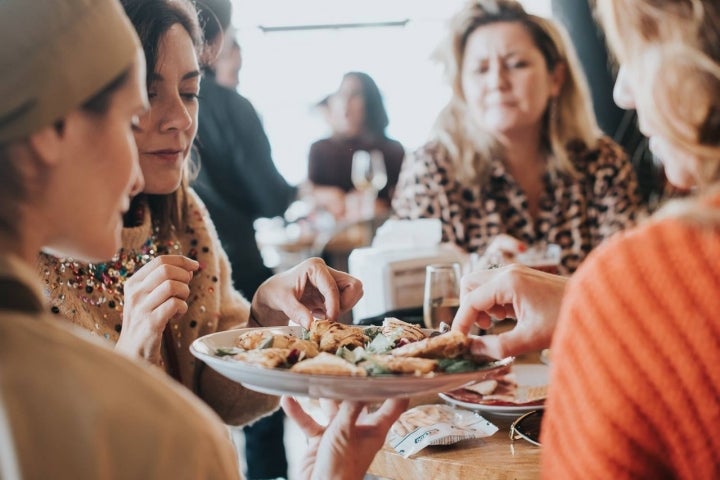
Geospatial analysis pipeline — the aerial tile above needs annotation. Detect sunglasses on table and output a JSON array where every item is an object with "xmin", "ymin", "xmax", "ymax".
[{"xmin": 510, "ymin": 409, "xmax": 543, "ymax": 446}]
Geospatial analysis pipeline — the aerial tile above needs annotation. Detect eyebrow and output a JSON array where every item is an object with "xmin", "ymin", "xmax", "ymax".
[{"xmin": 150, "ymin": 70, "xmax": 201, "ymax": 82}]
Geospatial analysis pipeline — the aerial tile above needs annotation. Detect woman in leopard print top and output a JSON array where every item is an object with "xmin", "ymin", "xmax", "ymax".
[{"xmin": 393, "ymin": 1, "xmax": 643, "ymax": 275}]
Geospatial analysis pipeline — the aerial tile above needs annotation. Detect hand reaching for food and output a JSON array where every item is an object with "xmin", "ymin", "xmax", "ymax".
[
  {"xmin": 115, "ymin": 255, "xmax": 198, "ymax": 364},
  {"xmin": 250, "ymin": 257, "xmax": 363, "ymax": 329},
  {"xmin": 454, "ymin": 264, "xmax": 567, "ymax": 359}
]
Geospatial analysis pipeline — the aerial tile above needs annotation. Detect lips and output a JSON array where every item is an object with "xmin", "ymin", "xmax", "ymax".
[{"xmin": 145, "ymin": 148, "xmax": 184, "ymax": 163}]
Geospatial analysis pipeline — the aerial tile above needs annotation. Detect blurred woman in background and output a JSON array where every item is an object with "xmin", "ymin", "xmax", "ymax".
[
  {"xmin": 393, "ymin": 0, "xmax": 642, "ymax": 275},
  {"xmin": 308, "ymin": 72, "xmax": 405, "ymax": 220}
]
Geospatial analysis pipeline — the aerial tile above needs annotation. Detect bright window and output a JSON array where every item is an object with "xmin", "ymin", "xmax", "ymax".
[{"xmin": 230, "ymin": 0, "xmax": 552, "ymax": 184}]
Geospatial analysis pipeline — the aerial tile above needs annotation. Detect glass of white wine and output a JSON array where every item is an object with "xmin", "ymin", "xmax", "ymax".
[
  {"xmin": 423, "ymin": 263, "xmax": 461, "ymax": 330},
  {"xmin": 351, "ymin": 150, "xmax": 372, "ymax": 192},
  {"xmin": 351, "ymin": 149, "xmax": 386, "ymax": 218}
]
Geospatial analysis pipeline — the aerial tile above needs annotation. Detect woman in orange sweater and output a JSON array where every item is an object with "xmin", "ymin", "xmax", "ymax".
[{"xmin": 452, "ymin": 0, "xmax": 720, "ymax": 478}]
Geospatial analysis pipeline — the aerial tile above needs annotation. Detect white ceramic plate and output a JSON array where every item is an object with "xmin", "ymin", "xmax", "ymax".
[
  {"xmin": 439, "ymin": 363, "xmax": 549, "ymax": 416},
  {"xmin": 190, "ymin": 326, "xmax": 514, "ymax": 401}
]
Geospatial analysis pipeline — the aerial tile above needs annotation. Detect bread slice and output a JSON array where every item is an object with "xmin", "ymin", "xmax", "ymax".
[
  {"xmin": 290, "ymin": 352, "xmax": 367, "ymax": 376},
  {"xmin": 309, "ymin": 319, "xmax": 368, "ymax": 353},
  {"xmin": 390, "ymin": 330, "xmax": 470, "ymax": 359},
  {"xmin": 233, "ymin": 348, "xmax": 293, "ymax": 368},
  {"xmin": 381, "ymin": 317, "xmax": 427, "ymax": 343},
  {"xmin": 235, "ymin": 332, "xmax": 320, "ymax": 358},
  {"xmin": 361, "ymin": 354, "xmax": 437, "ymax": 375}
]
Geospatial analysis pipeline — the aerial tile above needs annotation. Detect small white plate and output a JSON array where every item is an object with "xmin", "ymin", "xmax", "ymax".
[
  {"xmin": 439, "ymin": 363, "xmax": 549, "ymax": 416},
  {"xmin": 190, "ymin": 326, "xmax": 514, "ymax": 401}
]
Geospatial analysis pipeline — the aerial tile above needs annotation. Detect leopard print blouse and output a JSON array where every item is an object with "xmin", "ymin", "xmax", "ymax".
[{"xmin": 392, "ymin": 137, "xmax": 644, "ymax": 274}]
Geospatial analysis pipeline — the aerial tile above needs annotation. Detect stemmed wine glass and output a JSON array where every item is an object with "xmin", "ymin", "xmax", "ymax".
[{"xmin": 351, "ymin": 149, "xmax": 387, "ymax": 218}]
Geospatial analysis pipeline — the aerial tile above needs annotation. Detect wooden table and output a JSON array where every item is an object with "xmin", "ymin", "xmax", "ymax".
[{"xmin": 369, "ymin": 351, "xmax": 543, "ymax": 480}]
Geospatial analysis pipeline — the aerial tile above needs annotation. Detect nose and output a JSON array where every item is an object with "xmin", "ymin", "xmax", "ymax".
[
  {"xmin": 487, "ymin": 62, "xmax": 509, "ymax": 90},
  {"xmin": 613, "ymin": 66, "xmax": 635, "ymax": 109},
  {"xmin": 159, "ymin": 94, "xmax": 193, "ymax": 132},
  {"xmin": 128, "ymin": 152, "xmax": 145, "ymax": 196}
]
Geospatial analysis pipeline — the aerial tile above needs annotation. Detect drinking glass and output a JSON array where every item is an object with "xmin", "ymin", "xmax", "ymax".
[
  {"xmin": 351, "ymin": 150, "xmax": 373, "ymax": 192},
  {"xmin": 351, "ymin": 149, "xmax": 386, "ymax": 218},
  {"xmin": 369, "ymin": 149, "xmax": 387, "ymax": 191},
  {"xmin": 515, "ymin": 243, "xmax": 561, "ymax": 274},
  {"xmin": 423, "ymin": 263, "xmax": 461, "ymax": 330}
]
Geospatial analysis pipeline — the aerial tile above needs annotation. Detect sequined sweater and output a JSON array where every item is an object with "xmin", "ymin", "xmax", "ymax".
[{"xmin": 40, "ymin": 189, "xmax": 279, "ymax": 426}]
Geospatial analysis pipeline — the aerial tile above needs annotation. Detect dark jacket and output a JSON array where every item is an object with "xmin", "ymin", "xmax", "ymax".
[{"xmin": 193, "ymin": 72, "xmax": 296, "ymax": 298}]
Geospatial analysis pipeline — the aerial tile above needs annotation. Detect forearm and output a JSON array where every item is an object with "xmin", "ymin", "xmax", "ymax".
[{"xmin": 196, "ymin": 363, "xmax": 280, "ymax": 426}]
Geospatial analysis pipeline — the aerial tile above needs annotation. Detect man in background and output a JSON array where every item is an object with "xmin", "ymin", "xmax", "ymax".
[{"xmin": 193, "ymin": 1, "xmax": 296, "ymax": 478}]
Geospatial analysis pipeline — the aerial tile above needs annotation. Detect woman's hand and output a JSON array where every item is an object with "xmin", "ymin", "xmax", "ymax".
[
  {"xmin": 472, "ymin": 234, "xmax": 527, "ymax": 270},
  {"xmin": 453, "ymin": 264, "xmax": 567, "ymax": 359},
  {"xmin": 282, "ymin": 396, "xmax": 408, "ymax": 480},
  {"xmin": 115, "ymin": 255, "xmax": 198, "ymax": 365},
  {"xmin": 251, "ymin": 257, "xmax": 363, "ymax": 329}
]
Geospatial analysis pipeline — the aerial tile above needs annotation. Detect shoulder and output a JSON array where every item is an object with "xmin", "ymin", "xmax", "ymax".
[
  {"xmin": 569, "ymin": 216, "xmax": 718, "ymax": 306},
  {"xmin": 382, "ymin": 137, "xmax": 405, "ymax": 154},
  {"xmin": 411, "ymin": 142, "xmax": 453, "ymax": 173},
  {"xmin": 0, "ymin": 314, "xmax": 234, "ymax": 466},
  {"xmin": 567, "ymin": 136, "xmax": 629, "ymax": 174},
  {"xmin": 310, "ymin": 137, "xmax": 334, "ymax": 151}
]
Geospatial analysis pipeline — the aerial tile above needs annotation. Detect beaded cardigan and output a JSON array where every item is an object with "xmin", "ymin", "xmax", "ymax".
[{"xmin": 39, "ymin": 188, "xmax": 278, "ymax": 425}]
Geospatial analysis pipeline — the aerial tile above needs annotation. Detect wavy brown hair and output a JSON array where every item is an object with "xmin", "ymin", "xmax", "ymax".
[{"xmin": 120, "ymin": 0, "xmax": 203, "ymax": 239}]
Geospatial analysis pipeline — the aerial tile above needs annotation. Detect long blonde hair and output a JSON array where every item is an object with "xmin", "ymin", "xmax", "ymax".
[
  {"xmin": 597, "ymin": 0, "xmax": 720, "ymax": 223},
  {"xmin": 431, "ymin": 0, "xmax": 600, "ymax": 186}
]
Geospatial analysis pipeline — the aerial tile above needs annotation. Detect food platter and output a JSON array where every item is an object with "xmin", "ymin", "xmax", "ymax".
[
  {"xmin": 190, "ymin": 326, "xmax": 514, "ymax": 401},
  {"xmin": 439, "ymin": 363, "xmax": 549, "ymax": 416}
]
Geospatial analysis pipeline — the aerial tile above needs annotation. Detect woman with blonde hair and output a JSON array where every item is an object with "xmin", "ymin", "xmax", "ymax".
[
  {"xmin": 393, "ymin": 0, "xmax": 642, "ymax": 274},
  {"xmin": 453, "ymin": 0, "xmax": 720, "ymax": 477}
]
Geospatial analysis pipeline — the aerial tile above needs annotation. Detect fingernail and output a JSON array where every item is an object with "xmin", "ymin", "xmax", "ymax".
[{"xmin": 518, "ymin": 244, "xmax": 527, "ymax": 252}]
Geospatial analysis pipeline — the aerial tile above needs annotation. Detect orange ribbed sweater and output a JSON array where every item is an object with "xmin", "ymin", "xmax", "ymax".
[{"xmin": 541, "ymin": 212, "xmax": 720, "ymax": 479}]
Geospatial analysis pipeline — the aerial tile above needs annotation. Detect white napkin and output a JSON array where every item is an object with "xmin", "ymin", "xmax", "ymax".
[{"xmin": 372, "ymin": 219, "xmax": 442, "ymax": 248}]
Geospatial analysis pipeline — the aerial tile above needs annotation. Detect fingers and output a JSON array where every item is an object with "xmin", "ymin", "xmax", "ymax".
[
  {"xmin": 328, "ymin": 268, "xmax": 363, "ymax": 312},
  {"xmin": 468, "ymin": 335, "xmax": 505, "ymax": 360},
  {"xmin": 281, "ymin": 396, "xmax": 324, "ymax": 438},
  {"xmin": 305, "ymin": 259, "xmax": 341, "ymax": 321},
  {"xmin": 126, "ymin": 255, "xmax": 198, "ymax": 284},
  {"xmin": 369, "ymin": 398, "xmax": 409, "ymax": 428},
  {"xmin": 453, "ymin": 266, "xmax": 521, "ymax": 334},
  {"xmin": 336, "ymin": 401, "xmax": 365, "ymax": 427},
  {"xmin": 486, "ymin": 234, "xmax": 526, "ymax": 257}
]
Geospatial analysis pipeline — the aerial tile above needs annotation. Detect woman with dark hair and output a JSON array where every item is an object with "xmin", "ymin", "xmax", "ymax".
[
  {"xmin": 37, "ymin": 0, "xmax": 373, "ymax": 435},
  {"xmin": 308, "ymin": 72, "xmax": 405, "ymax": 219}
]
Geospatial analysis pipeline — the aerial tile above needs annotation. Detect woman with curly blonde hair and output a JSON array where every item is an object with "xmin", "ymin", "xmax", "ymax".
[
  {"xmin": 454, "ymin": 0, "xmax": 720, "ymax": 477},
  {"xmin": 393, "ymin": 0, "xmax": 643, "ymax": 274}
]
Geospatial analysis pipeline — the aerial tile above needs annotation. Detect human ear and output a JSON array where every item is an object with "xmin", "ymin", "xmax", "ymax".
[
  {"xmin": 26, "ymin": 122, "xmax": 64, "ymax": 167},
  {"xmin": 549, "ymin": 61, "xmax": 567, "ymax": 98}
]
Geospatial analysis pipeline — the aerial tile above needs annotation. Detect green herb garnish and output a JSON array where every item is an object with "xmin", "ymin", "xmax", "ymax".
[
  {"xmin": 215, "ymin": 347, "xmax": 239, "ymax": 357},
  {"xmin": 437, "ymin": 358, "xmax": 479, "ymax": 373}
]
